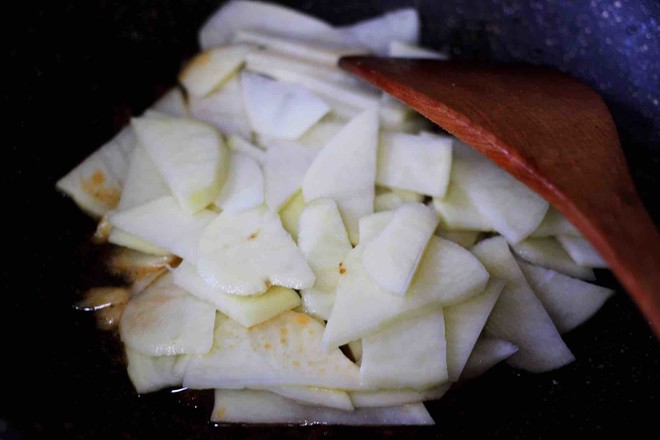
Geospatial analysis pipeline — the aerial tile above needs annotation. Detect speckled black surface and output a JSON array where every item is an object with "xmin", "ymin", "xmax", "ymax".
[{"xmin": 4, "ymin": 1, "xmax": 659, "ymax": 439}]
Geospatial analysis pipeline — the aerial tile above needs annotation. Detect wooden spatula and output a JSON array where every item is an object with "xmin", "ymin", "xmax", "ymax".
[{"xmin": 339, "ymin": 56, "xmax": 660, "ymax": 336}]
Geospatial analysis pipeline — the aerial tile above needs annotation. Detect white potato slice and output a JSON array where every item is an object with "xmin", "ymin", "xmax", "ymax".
[
  {"xmin": 444, "ymin": 279, "xmax": 505, "ymax": 381},
  {"xmin": 151, "ymin": 87, "xmax": 188, "ymax": 117},
  {"xmin": 116, "ymin": 143, "xmax": 169, "ymax": 212},
  {"xmin": 109, "ymin": 196, "xmax": 217, "ymax": 262},
  {"xmin": 235, "ymin": 29, "xmax": 366, "ymax": 66},
  {"xmin": 244, "ymin": 61, "xmax": 380, "ymax": 112},
  {"xmin": 196, "ymin": 206, "xmax": 315, "ymax": 295},
  {"xmin": 263, "ymin": 141, "xmax": 317, "ymax": 212},
  {"xmin": 453, "ymin": 143, "xmax": 548, "ymax": 243},
  {"xmin": 350, "ymin": 384, "xmax": 450, "ymax": 408},
  {"xmin": 180, "ymin": 44, "xmax": 255, "ymax": 97},
  {"xmin": 377, "ymin": 131, "xmax": 452, "ymax": 197},
  {"xmin": 361, "ymin": 310, "xmax": 448, "ymax": 389},
  {"xmin": 278, "ymin": 190, "xmax": 306, "ymax": 241},
  {"xmin": 471, "ymin": 237, "xmax": 575, "ymax": 372},
  {"xmin": 303, "ymin": 109, "xmax": 379, "ymax": 243},
  {"xmin": 132, "ymin": 116, "xmax": 229, "ymax": 213},
  {"xmin": 436, "ymin": 229, "xmax": 480, "ymax": 248},
  {"xmin": 432, "ymin": 183, "xmax": 493, "ymax": 231},
  {"xmin": 125, "ymin": 348, "xmax": 190, "ymax": 393},
  {"xmin": 57, "ymin": 88, "xmax": 189, "ymax": 217},
  {"xmin": 183, "ymin": 313, "xmax": 268, "ymax": 389},
  {"xmin": 461, "ymin": 337, "xmax": 519, "ymax": 379},
  {"xmin": 298, "ymin": 199, "xmax": 352, "ymax": 320},
  {"xmin": 241, "ymin": 72, "xmax": 330, "ymax": 140},
  {"xmin": 57, "ymin": 125, "xmax": 134, "ymax": 217},
  {"xmin": 519, "ymin": 262, "xmax": 614, "ymax": 333},
  {"xmin": 107, "ymin": 248, "xmax": 175, "ymax": 279},
  {"xmin": 374, "ymin": 192, "xmax": 405, "ymax": 212},
  {"xmin": 246, "ymin": 50, "xmax": 361, "ymax": 91},
  {"xmin": 211, "ymin": 389, "xmax": 434, "ymax": 425},
  {"xmin": 226, "ymin": 134, "xmax": 266, "ymax": 164},
  {"xmin": 510, "ymin": 237, "xmax": 596, "ymax": 280},
  {"xmin": 374, "ymin": 187, "xmax": 425, "ymax": 212},
  {"xmin": 184, "ymin": 312, "xmax": 361, "ymax": 390},
  {"xmin": 120, "ymin": 273, "xmax": 216, "ymax": 356},
  {"xmin": 557, "ymin": 235, "xmax": 607, "ymax": 268},
  {"xmin": 199, "ymin": 0, "xmax": 353, "ymax": 50},
  {"xmin": 298, "ymin": 116, "xmax": 347, "ymax": 150},
  {"xmin": 362, "ymin": 203, "xmax": 439, "ymax": 296},
  {"xmin": 531, "ymin": 206, "xmax": 581, "ymax": 237},
  {"xmin": 358, "ymin": 211, "xmax": 394, "ymax": 244},
  {"xmin": 347, "ymin": 340, "xmax": 363, "ymax": 365},
  {"xmin": 172, "ymin": 262, "xmax": 300, "ymax": 327},
  {"xmin": 107, "ymin": 228, "xmax": 169, "ymax": 256},
  {"xmin": 389, "ymin": 40, "xmax": 448, "ymax": 59},
  {"xmin": 323, "ymin": 237, "xmax": 489, "ymax": 349},
  {"xmin": 249, "ymin": 312, "xmax": 361, "ymax": 388},
  {"xmin": 107, "ymin": 249, "xmax": 173, "ymax": 294},
  {"xmin": 265, "ymin": 386, "xmax": 353, "ymax": 411},
  {"xmin": 188, "ymin": 74, "xmax": 252, "ymax": 139},
  {"xmin": 389, "ymin": 187, "xmax": 425, "ymax": 201},
  {"xmin": 339, "ymin": 9, "xmax": 420, "ymax": 55},
  {"xmin": 215, "ymin": 152, "xmax": 264, "ymax": 213}
]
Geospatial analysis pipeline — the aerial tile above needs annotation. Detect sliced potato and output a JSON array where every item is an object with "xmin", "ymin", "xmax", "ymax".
[
  {"xmin": 444, "ymin": 279, "xmax": 505, "ymax": 381},
  {"xmin": 151, "ymin": 87, "xmax": 188, "ymax": 117},
  {"xmin": 350, "ymin": 384, "xmax": 450, "ymax": 408},
  {"xmin": 531, "ymin": 207, "xmax": 581, "ymax": 237},
  {"xmin": 472, "ymin": 237, "xmax": 575, "ymax": 372},
  {"xmin": 361, "ymin": 203, "xmax": 439, "ymax": 296},
  {"xmin": 214, "ymin": 152, "xmax": 264, "ymax": 214},
  {"xmin": 263, "ymin": 141, "xmax": 316, "ymax": 211},
  {"xmin": 125, "ymin": 348, "xmax": 190, "ymax": 393},
  {"xmin": 120, "ymin": 273, "xmax": 216, "ymax": 356},
  {"xmin": 436, "ymin": 229, "xmax": 480, "ymax": 248},
  {"xmin": 265, "ymin": 386, "xmax": 353, "ymax": 410},
  {"xmin": 298, "ymin": 199, "xmax": 352, "ymax": 320},
  {"xmin": 211, "ymin": 389, "xmax": 434, "ymax": 425},
  {"xmin": 462, "ymin": 337, "xmax": 519, "ymax": 379},
  {"xmin": 56, "ymin": 126, "xmax": 134, "ymax": 217},
  {"xmin": 432, "ymin": 183, "xmax": 493, "ymax": 232},
  {"xmin": 510, "ymin": 237, "xmax": 596, "ymax": 280},
  {"xmin": 361, "ymin": 310, "xmax": 448, "ymax": 389},
  {"xmin": 556, "ymin": 235, "xmax": 607, "ymax": 268},
  {"xmin": 303, "ymin": 109, "xmax": 379, "ymax": 243},
  {"xmin": 199, "ymin": 0, "xmax": 350, "ymax": 50},
  {"xmin": 235, "ymin": 29, "xmax": 366, "ymax": 66},
  {"xmin": 278, "ymin": 190, "xmax": 306, "ymax": 241},
  {"xmin": 132, "ymin": 116, "xmax": 229, "ymax": 213},
  {"xmin": 376, "ymin": 131, "xmax": 452, "ymax": 197},
  {"xmin": 453, "ymin": 142, "xmax": 548, "ymax": 243},
  {"xmin": 196, "ymin": 206, "xmax": 315, "ymax": 295},
  {"xmin": 116, "ymin": 143, "xmax": 169, "ymax": 212},
  {"xmin": 108, "ymin": 196, "xmax": 217, "ymax": 262},
  {"xmin": 188, "ymin": 74, "xmax": 252, "ymax": 139},
  {"xmin": 241, "ymin": 71, "xmax": 330, "ymax": 140},
  {"xmin": 519, "ymin": 261, "xmax": 614, "ymax": 333},
  {"xmin": 172, "ymin": 262, "xmax": 300, "ymax": 327},
  {"xmin": 180, "ymin": 44, "xmax": 255, "ymax": 97},
  {"xmin": 323, "ymin": 237, "xmax": 489, "ymax": 349},
  {"xmin": 339, "ymin": 8, "xmax": 420, "ymax": 55},
  {"xmin": 184, "ymin": 312, "xmax": 361, "ymax": 390}
]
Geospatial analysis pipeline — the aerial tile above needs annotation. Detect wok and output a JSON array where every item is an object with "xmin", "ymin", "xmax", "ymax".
[{"xmin": 4, "ymin": 0, "xmax": 658, "ymax": 438}]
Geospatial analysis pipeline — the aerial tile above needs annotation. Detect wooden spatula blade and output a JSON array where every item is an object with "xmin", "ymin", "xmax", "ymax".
[{"xmin": 340, "ymin": 56, "xmax": 660, "ymax": 335}]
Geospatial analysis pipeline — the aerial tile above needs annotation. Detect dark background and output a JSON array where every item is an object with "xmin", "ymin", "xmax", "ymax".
[{"xmin": 4, "ymin": 1, "xmax": 659, "ymax": 438}]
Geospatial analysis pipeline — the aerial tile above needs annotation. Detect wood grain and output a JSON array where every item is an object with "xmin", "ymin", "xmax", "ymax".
[{"xmin": 340, "ymin": 56, "xmax": 660, "ymax": 336}]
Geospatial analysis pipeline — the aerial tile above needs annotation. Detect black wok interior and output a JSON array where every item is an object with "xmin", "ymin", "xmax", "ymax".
[{"xmin": 5, "ymin": 1, "xmax": 658, "ymax": 438}]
